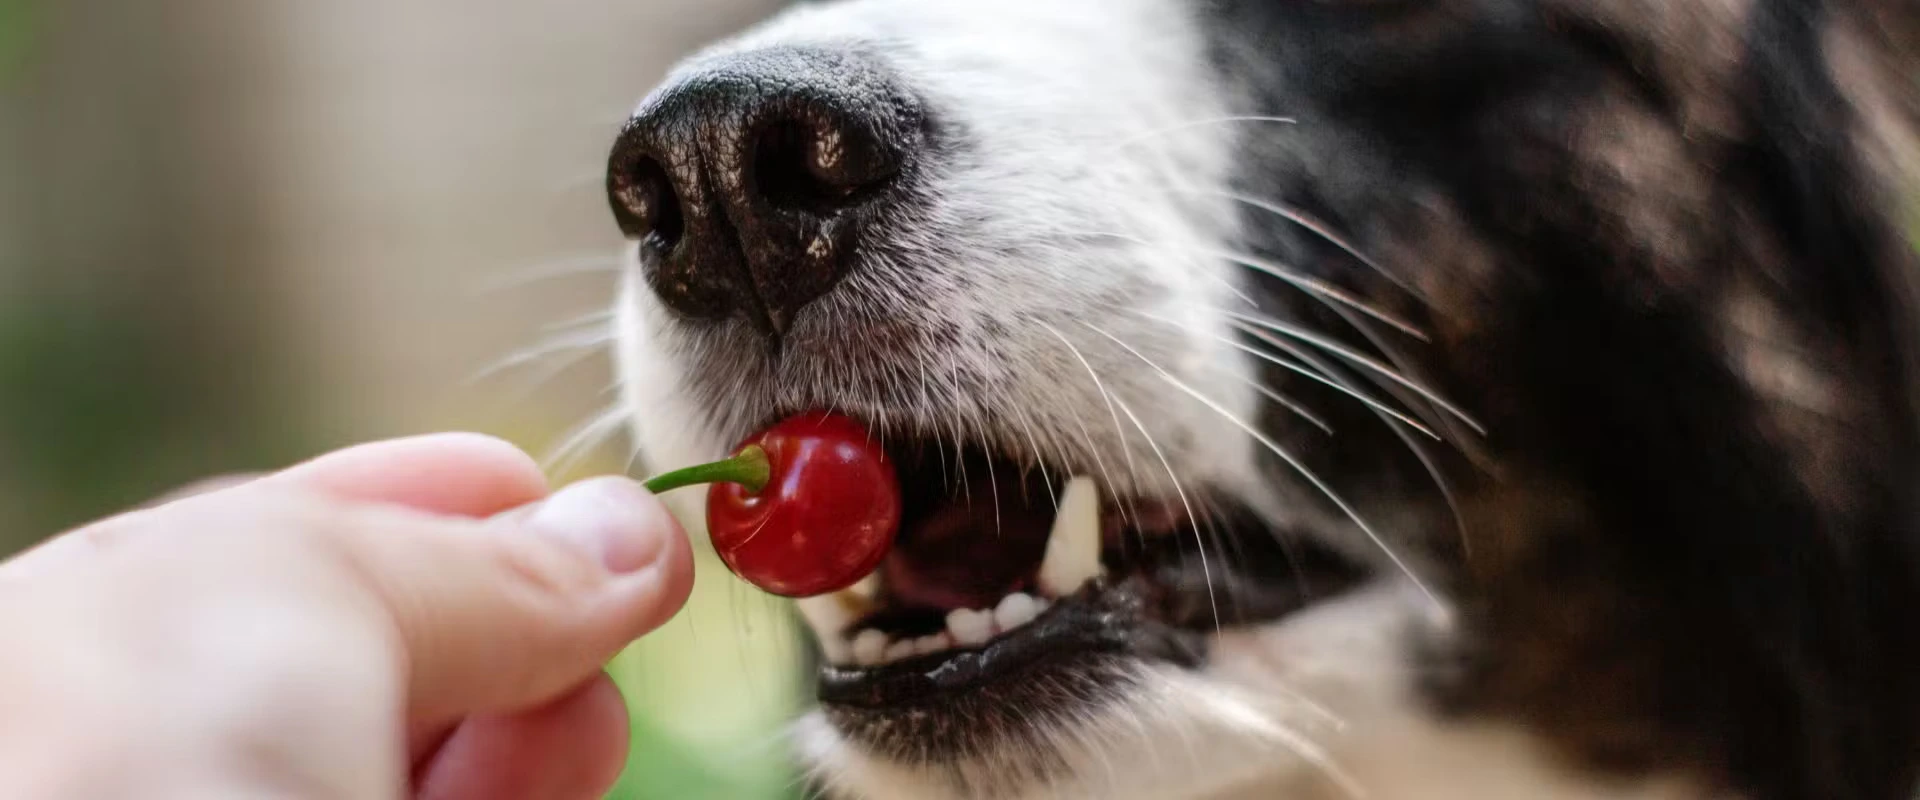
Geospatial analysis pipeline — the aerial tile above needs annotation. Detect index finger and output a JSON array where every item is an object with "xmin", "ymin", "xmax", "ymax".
[{"xmin": 4, "ymin": 433, "xmax": 553, "ymax": 579}]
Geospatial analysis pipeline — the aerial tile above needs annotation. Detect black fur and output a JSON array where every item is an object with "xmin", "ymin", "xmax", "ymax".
[
  {"xmin": 616, "ymin": 1, "xmax": 1920, "ymax": 796},
  {"xmin": 1205, "ymin": 1, "xmax": 1920, "ymax": 797}
]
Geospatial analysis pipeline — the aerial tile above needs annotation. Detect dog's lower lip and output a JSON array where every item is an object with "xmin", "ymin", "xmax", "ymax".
[{"xmin": 817, "ymin": 579, "xmax": 1201, "ymax": 709}]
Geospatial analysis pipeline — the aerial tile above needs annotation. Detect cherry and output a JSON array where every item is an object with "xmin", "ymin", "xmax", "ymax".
[{"xmin": 642, "ymin": 412, "xmax": 901, "ymax": 597}]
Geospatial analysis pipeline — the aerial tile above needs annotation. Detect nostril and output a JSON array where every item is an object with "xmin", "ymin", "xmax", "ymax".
[
  {"xmin": 611, "ymin": 46, "xmax": 927, "ymax": 337},
  {"xmin": 751, "ymin": 113, "xmax": 901, "ymax": 216},
  {"xmin": 608, "ymin": 156, "xmax": 685, "ymax": 253}
]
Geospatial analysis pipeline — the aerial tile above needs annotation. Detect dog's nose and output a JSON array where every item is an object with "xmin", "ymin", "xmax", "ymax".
[{"xmin": 607, "ymin": 48, "xmax": 925, "ymax": 340}]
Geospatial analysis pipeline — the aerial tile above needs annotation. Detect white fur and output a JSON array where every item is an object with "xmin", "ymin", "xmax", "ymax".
[
  {"xmin": 620, "ymin": 0, "xmax": 1260, "ymax": 507},
  {"xmin": 614, "ymin": 1, "xmax": 1704, "ymax": 797}
]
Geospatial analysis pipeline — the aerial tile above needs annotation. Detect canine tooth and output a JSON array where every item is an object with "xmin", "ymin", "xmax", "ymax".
[
  {"xmin": 883, "ymin": 640, "xmax": 917, "ymax": 663},
  {"xmin": 947, "ymin": 608, "xmax": 993, "ymax": 646},
  {"xmin": 994, "ymin": 592, "xmax": 1042, "ymax": 631},
  {"xmin": 848, "ymin": 570, "xmax": 881, "ymax": 600},
  {"xmin": 914, "ymin": 634, "xmax": 952, "ymax": 656},
  {"xmin": 1038, "ymin": 476, "xmax": 1103, "ymax": 597},
  {"xmin": 795, "ymin": 595, "xmax": 859, "ymax": 664},
  {"xmin": 851, "ymin": 629, "xmax": 888, "ymax": 667},
  {"xmin": 829, "ymin": 585, "xmax": 879, "ymax": 616}
]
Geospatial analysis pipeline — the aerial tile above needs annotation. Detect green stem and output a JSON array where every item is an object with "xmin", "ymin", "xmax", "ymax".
[{"xmin": 642, "ymin": 445, "xmax": 771, "ymax": 495}]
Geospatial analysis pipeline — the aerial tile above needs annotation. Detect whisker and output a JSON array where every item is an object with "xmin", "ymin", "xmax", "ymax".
[
  {"xmin": 1084, "ymin": 331, "xmax": 1316, "ymax": 617},
  {"xmin": 1166, "ymin": 184, "xmax": 1422, "ymax": 300},
  {"xmin": 1224, "ymin": 310, "xmax": 1484, "ymax": 435},
  {"xmin": 1275, "ymin": 325, "xmax": 1475, "ymax": 560},
  {"xmin": 1108, "ymin": 374, "xmax": 1222, "ymax": 635},
  {"xmin": 1063, "ymin": 709, "xmax": 1125, "ymax": 796},
  {"xmin": 1169, "ymin": 373, "xmax": 1438, "ymax": 605},
  {"xmin": 1230, "ymin": 323, "xmax": 1441, "ymax": 440},
  {"xmin": 1039, "ymin": 323, "xmax": 1135, "ymax": 527},
  {"xmin": 1106, "ymin": 114, "xmax": 1298, "ymax": 152},
  {"xmin": 1013, "ymin": 403, "xmax": 1061, "ymax": 511},
  {"xmin": 1246, "ymin": 666, "xmax": 1349, "ymax": 733},
  {"xmin": 1081, "ymin": 324, "xmax": 1266, "ymax": 620},
  {"xmin": 1394, "ymin": 415, "xmax": 1470, "ymax": 556},
  {"xmin": 1068, "ymin": 229, "xmax": 1422, "ymax": 338},
  {"xmin": 1260, "ymin": 722, "xmax": 1366, "ymax": 800},
  {"xmin": 621, "ymin": 417, "xmax": 654, "ymax": 478},
  {"xmin": 1207, "ymin": 363, "xmax": 1335, "ymax": 435},
  {"xmin": 469, "ymin": 254, "xmax": 623, "ymax": 295},
  {"xmin": 1094, "ymin": 326, "xmax": 1440, "ymax": 603},
  {"xmin": 1061, "ymin": 401, "xmax": 1128, "ymax": 526},
  {"xmin": 540, "ymin": 309, "xmax": 616, "ymax": 333},
  {"xmin": 1191, "ymin": 503, "xmax": 1250, "ymax": 620},
  {"xmin": 1159, "ymin": 692, "xmax": 1206, "ymax": 777},
  {"xmin": 980, "ymin": 428, "xmax": 1003, "ymax": 537},
  {"xmin": 1213, "ymin": 248, "xmax": 1427, "ymax": 341},
  {"xmin": 543, "ymin": 402, "xmax": 629, "ymax": 475},
  {"xmin": 1062, "ymin": 230, "xmax": 1259, "ymax": 308},
  {"xmin": 1333, "ymin": 309, "xmax": 1474, "ymax": 554},
  {"xmin": 1112, "ymin": 695, "xmax": 1171, "ymax": 779},
  {"xmin": 1159, "ymin": 679, "xmax": 1362, "ymax": 797},
  {"xmin": 1042, "ymin": 322, "xmax": 1144, "ymax": 492},
  {"xmin": 463, "ymin": 328, "xmax": 613, "ymax": 385},
  {"xmin": 1135, "ymin": 310, "xmax": 1438, "ymax": 438},
  {"xmin": 1323, "ymin": 307, "xmax": 1451, "ymax": 434},
  {"xmin": 958, "ymin": 389, "xmax": 1008, "ymax": 522},
  {"xmin": 948, "ymin": 412, "xmax": 972, "ymax": 506},
  {"xmin": 919, "ymin": 361, "xmax": 952, "ymax": 489},
  {"xmin": 485, "ymin": 345, "xmax": 607, "ymax": 414}
]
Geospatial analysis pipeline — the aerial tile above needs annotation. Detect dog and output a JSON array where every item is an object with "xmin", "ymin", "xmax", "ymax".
[{"xmin": 603, "ymin": 1, "xmax": 1920, "ymax": 798}]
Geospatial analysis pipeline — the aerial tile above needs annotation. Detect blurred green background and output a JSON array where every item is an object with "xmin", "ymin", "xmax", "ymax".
[{"xmin": 0, "ymin": 1, "xmax": 808, "ymax": 797}]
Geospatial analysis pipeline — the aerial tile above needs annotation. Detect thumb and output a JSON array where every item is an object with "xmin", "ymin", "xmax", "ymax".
[{"xmin": 333, "ymin": 476, "xmax": 695, "ymax": 728}]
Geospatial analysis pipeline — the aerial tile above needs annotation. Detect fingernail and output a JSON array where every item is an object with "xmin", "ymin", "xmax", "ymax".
[{"xmin": 523, "ymin": 477, "xmax": 676, "ymax": 574}]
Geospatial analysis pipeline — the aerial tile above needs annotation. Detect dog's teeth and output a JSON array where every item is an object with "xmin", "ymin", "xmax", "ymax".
[
  {"xmin": 795, "ymin": 595, "xmax": 859, "ymax": 665},
  {"xmin": 1038, "ymin": 476, "xmax": 1104, "ymax": 597},
  {"xmin": 994, "ymin": 592, "xmax": 1042, "ymax": 631},
  {"xmin": 947, "ymin": 608, "xmax": 993, "ymax": 646},
  {"xmin": 851, "ymin": 629, "xmax": 888, "ymax": 666},
  {"xmin": 883, "ymin": 639, "xmax": 917, "ymax": 663},
  {"xmin": 914, "ymin": 633, "xmax": 953, "ymax": 656}
]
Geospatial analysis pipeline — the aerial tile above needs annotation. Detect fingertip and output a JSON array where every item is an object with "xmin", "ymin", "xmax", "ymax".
[
  {"xmin": 600, "ymin": 527, "xmax": 696, "ymax": 644},
  {"xmin": 526, "ymin": 477, "xmax": 687, "ymax": 574},
  {"xmin": 631, "ymin": 518, "xmax": 697, "ymax": 634},
  {"xmin": 522, "ymin": 477, "xmax": 697, "ymax": 636}
]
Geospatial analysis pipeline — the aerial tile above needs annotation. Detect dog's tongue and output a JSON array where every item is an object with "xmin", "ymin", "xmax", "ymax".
[{"xmin": 881, "ymin": 467, "xmax": 1054, "ymax": 611}]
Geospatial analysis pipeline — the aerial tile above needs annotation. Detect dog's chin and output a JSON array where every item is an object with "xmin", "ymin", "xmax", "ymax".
[{"xmin": 792, "ymin": 579, "xmax": 1451, "ymax": 800}]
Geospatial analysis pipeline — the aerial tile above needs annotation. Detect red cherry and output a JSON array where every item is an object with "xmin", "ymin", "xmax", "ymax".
[{"xmin": 704, "ymin": 412, "xmax": 901, "ymax": 597}]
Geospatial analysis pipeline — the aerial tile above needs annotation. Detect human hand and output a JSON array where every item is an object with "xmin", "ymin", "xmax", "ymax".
[{"xmin": 0, "ymin": 434, "xmax": 694, "ymax": 800}]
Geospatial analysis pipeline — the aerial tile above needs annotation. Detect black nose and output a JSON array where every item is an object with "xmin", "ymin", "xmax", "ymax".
[{"xmin": 607, "ymin": 48, "xmax": 926, "ymax": 340}]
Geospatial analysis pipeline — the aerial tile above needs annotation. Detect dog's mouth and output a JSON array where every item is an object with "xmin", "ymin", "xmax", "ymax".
[{"xmin": 800, "ymin": 431, "xmax": 1371, "ymax": 711}]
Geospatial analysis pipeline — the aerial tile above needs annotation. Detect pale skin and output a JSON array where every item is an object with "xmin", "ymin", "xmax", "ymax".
[{"xmin": 0, "ymin": 433, "xmax": 697, "ymax": 800}]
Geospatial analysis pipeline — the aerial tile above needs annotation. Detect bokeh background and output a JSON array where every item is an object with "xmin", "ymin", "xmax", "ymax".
[{"xmin": 0, "ymin": 1, "xmax": 809, "ymax": 797}]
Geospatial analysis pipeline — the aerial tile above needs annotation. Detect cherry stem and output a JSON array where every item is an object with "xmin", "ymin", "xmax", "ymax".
[{"xmin": 642, "ymin": 445, "xmax": 772, "ymax": 495}]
